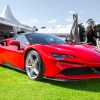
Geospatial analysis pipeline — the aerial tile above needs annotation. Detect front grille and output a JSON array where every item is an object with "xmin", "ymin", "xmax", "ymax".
[{"xmin": 60, "ymin": 67, "xmax": 96, "ymax": 75}]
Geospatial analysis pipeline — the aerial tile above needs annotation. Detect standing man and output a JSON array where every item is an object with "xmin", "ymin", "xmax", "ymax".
[{"xmin": 87, "ymin": 26, "xmax": 99, "ymax": 46}]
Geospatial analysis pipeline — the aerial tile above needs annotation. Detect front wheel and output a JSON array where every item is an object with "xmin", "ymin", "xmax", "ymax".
[{"xmin": 25, "ymin": 50, "xmax": 44, "ymax": 81}]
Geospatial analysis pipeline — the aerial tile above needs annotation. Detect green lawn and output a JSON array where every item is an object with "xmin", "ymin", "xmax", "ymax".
[{"xmin": 0, "ymin": 65, "xmax": 100, "ymax": 100}]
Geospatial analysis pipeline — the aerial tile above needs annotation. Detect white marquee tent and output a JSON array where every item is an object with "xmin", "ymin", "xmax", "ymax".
[{"xmin": 0, "ymin": 5, "xmax": 33, "ymax": 39}]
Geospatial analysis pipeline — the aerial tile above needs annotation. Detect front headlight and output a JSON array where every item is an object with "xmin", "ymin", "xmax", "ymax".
[{"xmin": 51, "ymin": 53, "xmax": 76, "ymax": 61}]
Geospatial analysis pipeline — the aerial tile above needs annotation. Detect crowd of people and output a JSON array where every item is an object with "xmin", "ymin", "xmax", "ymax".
[{"xmin": 65, "ymin": 26, "xmax": 100, "ymax": 46}]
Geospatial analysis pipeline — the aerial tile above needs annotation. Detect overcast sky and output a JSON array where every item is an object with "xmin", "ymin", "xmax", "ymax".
[{"xmin": 0, "ymin": 0, "xmax": 100, "ymax": 33}]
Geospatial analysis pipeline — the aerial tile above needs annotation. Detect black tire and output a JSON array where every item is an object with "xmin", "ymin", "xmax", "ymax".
[{"xmin": 25, "ymin": 50, "xmax": 44, "ymax": 81}]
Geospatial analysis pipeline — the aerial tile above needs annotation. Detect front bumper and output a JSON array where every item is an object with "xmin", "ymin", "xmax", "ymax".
[{"xmin": 44, "ymin": 59, "xmax": 100, "ymax": 80}]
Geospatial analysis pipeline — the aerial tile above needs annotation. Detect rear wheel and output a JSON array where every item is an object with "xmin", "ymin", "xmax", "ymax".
[{"xmin": 25, "ymin": 50, "xmax": 44, "ymax": 80}]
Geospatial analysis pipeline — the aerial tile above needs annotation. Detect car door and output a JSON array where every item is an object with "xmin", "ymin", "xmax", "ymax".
[{"xmin": 4, "ymin": 35, "xmax": 29, "ymax": 69}]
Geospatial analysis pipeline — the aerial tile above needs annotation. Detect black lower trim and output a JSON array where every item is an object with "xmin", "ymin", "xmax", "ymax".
[
  {"xmin": 1, "ymin": 63, "xmax": 25, "ymax": 73},
  {"xmin": 60, "ymin": 67, "xmax": 100, "ymax": 75}
]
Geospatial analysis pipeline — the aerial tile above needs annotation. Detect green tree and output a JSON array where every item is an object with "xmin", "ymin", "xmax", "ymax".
[
  {"xmin": 95, "ymin": 24, "xmax": 100, "ymax": 40},
  {"xmin": 95, "ymin": 24, "xmax": 100, "ymax": 32},
  {"xmin": 86, "ymin": 18, "xmax": 95, "ymax": 28},
  {"xmin": 78, "ymin": 23, "xmax": 85, "ymax": 42}
]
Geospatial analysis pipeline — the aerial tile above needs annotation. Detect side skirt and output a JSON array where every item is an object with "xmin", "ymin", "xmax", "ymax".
[
  {"xmin": 43, "ymin": 77, "xmax": 84, "ymax": 82},
  {"xmin": 2, "ymin": 63, "xmax": 25, "ymax": 73}
]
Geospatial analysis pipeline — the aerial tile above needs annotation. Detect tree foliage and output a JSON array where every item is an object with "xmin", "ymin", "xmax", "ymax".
[
  {"xmin": 95, "ymin": 24, "xmax": 100, "ymax": 32},
  {"xmin": 78, "ymin": 23, "xmax": 85, "ymax": 42},
  {"xmin": 86, "ymin": 18, "xmax": 95, "ymax": 28}
]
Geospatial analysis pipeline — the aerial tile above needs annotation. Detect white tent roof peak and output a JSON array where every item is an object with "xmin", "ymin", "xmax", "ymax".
[
  {"xmin": 1, "ymin": 4, "xmax": 15, "ymax": 20},
  {"xmin": 0, "ymin": 4, "xmax": 21, "ymax": 24},
  {"xmin": 0, "ymin": 4, "xmax": 33, "ymax": 31}
]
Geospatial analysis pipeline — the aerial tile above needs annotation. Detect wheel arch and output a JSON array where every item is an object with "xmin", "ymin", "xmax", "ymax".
[
  {"xmin": 24, "ymin": 48, "xmax": 35, "ymax": 60},
  {"xmin": 24, "ymin": 48, "xmax": 45, "ymax": 71}
]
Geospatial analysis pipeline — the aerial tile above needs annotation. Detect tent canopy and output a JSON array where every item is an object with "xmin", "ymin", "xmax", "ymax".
[{"xmin": 0, "ymin": 4, "xmax": 32, "ymax": 31}]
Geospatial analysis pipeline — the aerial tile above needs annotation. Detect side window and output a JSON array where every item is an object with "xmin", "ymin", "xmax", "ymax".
[{"xmin": 15, "ymin": 35, "xmax": 29, "ymax": 45}]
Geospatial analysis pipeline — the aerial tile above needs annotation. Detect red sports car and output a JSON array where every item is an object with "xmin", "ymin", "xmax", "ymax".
[{"xmin": 0, "ymin": 33, "xmax": 100, "ymax": 81}]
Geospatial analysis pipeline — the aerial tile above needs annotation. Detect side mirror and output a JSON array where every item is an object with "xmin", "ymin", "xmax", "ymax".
[{"xmin": 10, "ymin": 40, "xmax": 20, "ymax": 50}]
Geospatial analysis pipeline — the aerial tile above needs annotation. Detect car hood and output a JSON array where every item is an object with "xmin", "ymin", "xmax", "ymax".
[
  {"xmin": 45, "ymin": 44, "xmax": 97, "ymax": 54},
  {"xmin": 43, "ymin": 44, "xmax": 100, "ymax": 63}
]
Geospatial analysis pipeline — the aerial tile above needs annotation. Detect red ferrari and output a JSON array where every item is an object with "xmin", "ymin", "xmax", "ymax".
[{"xmin": 0, "ymin": 33, "xmax": 100, "ymax": 81}]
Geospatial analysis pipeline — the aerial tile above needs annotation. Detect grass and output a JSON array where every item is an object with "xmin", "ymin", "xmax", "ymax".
[{"xmin": 0, "ymin": 65, "xmax": 100, "ymax": 100}]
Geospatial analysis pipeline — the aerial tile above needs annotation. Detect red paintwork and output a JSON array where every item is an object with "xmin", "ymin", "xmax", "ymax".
[{"xmin": 0, "ymin": 38, "xmax": 100, "ymax": 80}]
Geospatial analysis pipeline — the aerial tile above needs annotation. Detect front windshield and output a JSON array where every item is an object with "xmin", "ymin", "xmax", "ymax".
[{"xmin": 26, "ymin": 33, "xmax": 66, "ymax": 45}]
